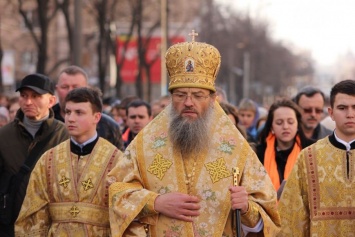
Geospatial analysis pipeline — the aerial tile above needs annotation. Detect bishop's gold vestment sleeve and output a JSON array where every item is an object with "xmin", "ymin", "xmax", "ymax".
[
  {"xmin": 239, "ymin": 146, "xmax": 281, "ymax": 234},
  {"xmin": 108, "ymin": 141, "xmax": 159, "ymax": 237}
]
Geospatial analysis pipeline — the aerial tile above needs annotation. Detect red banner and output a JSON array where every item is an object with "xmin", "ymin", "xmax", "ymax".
[{"xmin": 117, "ymin": 36, "xmax": 185, "ymax": 83}]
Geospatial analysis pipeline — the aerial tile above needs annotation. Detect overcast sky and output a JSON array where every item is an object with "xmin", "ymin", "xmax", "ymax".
[{"xmin": 217, "ymin": 0, "xmax": 355, "ymax": 66}]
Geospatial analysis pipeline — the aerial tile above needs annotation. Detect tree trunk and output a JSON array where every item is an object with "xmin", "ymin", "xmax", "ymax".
[
  {"xmin": 0, "ymin": 46, "xmax": 3, "ymax": 93},
  {"xmin": 35, "ymin": 0, "xmax": 50, "ymax": 73},
  {"xmin": 96, "ymin": 0, "xmax": 108, "ymax": 94},
  {"xmin": 134, "ymin": 0, "xmax": 143, "ymax": 98}
]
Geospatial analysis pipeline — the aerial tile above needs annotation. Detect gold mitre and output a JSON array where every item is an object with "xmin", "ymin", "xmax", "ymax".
[{"xmin": 165, "ymin": 30, "xmax": 221, "ymax": 92}]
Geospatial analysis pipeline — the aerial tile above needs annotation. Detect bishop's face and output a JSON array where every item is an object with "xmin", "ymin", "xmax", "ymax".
[
  {"xmin": 169, "ymin": 87, "xmax": 215, "ymax": 156},
  {"xmin": 171, "ymin": 87, "xmax": 216, "ymax": 121}
]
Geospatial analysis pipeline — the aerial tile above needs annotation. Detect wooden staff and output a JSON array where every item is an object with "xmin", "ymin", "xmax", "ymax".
[{"xmin": 232, "ymin": 167, "xmax": 242, "ymax": 237}]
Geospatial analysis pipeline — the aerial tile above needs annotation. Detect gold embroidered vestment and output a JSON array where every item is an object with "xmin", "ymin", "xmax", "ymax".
[
  {"xmin": 278, "ymin": 137, "xmax": 355, "ymax": 236},
  {"xmin": 15, "ymin": 138, "xmax": 121, "ymax": 236},
  {"xmin": 108, "ymin": 102, "xmax": 280, "ymax": 237}
]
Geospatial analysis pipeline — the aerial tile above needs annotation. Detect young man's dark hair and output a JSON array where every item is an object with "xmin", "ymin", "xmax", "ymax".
[
  {"xmin": 65, "ymin": 87, "xmax": 103, "ymax": 113},
  {"xmin": 330, "ymin": 79, "xmax": 355, "ymax": 108}
]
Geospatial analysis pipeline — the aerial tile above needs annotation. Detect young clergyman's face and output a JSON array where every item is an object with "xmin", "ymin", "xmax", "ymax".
[
  {"xmin": 328, "ymin": 93, "xmax": 355, "ymax": 142},
  {"xmin": 64, "ymin": 101, "xmax": 101, "ymax": 143}
]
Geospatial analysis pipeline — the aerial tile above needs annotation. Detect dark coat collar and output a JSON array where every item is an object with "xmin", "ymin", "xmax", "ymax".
[
  {"xmin": 70, "ymin": 136, "xmax": 99, "ymax": 156},
  {"xmin": 328, "ymin": 132, "xmax": 355, "ymax": 150}
]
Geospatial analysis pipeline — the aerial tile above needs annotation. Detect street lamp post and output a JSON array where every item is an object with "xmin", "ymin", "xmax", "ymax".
[
  {"xmin": 237, "ymin": 42, "xmax": 250, "ymax": 99},
  {"xmin": 242, "ymin": 51, "xmax": 250, "ymax": 99}
]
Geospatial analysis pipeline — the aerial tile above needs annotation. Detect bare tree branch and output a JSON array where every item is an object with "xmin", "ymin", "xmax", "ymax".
[
  {"xmin": 18, "ymin": 0, "xmax": 40, "ymax": 47},
  {"xmin": 47, "ymin": 57, "xmax": 71, "ymax": 76}
]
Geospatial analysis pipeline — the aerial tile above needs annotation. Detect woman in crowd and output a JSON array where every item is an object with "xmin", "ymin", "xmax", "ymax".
[{"xmin": 256, "ymin": 99, "xmax": 313, "ymax": 199}]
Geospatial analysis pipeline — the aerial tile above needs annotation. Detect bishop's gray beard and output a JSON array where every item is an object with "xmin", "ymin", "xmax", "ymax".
[{"xmin": 168, "ymin": 105, "xmax": 213, "ymax": 156}]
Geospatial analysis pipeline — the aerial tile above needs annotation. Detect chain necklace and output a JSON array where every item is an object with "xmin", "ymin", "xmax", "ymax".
[{"xmin": 183, "ymin": 157, "xmax": 198, "ymax": 194}]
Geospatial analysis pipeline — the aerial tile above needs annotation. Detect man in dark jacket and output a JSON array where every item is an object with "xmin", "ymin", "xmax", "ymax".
[
  {"xmin": 0, "ymin": 73, "xmax": 69, "ymax": 236},
  {"xmin": 122, "ymin": 100, "xmax": 152, "ymax": 149},
  {"xmin": 293, "ymin": 86, "xmax": 332, "ymax": 141},
  {"xmin": 53, "ymin": 65, "xmax": 124, "ymax": 151}
]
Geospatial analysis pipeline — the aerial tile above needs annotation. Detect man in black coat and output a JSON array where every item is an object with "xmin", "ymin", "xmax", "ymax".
[{"xmin": 0, "ymin": 74, "xmax": 69, "ymax": 236}]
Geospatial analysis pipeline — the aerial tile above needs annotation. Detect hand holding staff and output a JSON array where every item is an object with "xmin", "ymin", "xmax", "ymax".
[{"xmin": 232, "ymin": 167, "xmax": 242, "ymax": 237}]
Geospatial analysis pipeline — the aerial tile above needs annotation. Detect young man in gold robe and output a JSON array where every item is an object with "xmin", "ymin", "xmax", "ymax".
[
  {"xmin": 108, "ymin": 32, "xmax": 280, "ymax": 236},
  {"xmin": 15, "ymin": 87, "xmax": 122, "ymax": 236},
  {"xmin": 278, "ymin": 79, "xmax": 355, "ymax": 236}
]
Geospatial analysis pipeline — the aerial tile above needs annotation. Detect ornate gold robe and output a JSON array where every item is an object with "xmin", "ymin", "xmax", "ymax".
[
  {"xmin": 15, "ymin": 138, "xmax": 121, "ymax": 236},
  {"xmin": 108, "ymin": 102, "xmax": 280, "ymax": 237},
  {"xmin": 278, "ymin": 136, "xmax": 355, "ymax": 236}
]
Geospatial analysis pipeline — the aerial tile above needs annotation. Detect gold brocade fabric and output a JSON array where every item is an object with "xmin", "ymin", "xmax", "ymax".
[
  {"xmin": 15, "ymin": 138, "xmax": 121, "ymax": 237},
  {"xmin": 108, "ymin": 102, "xmax": 280, "ymax": 237},
  {"xmin": 278, "ymin": 137, "xmax": 355, "ymax": 236}
]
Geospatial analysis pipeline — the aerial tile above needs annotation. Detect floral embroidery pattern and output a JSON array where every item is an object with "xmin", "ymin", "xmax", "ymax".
[
  {"xmin": 218, "ymin": 137, "xmax": 236, "ymax": 154},
  {"xmin": 152, "ymin": 132, "xmax": 168, "ymax": 149},
  {"xmin": 205, "ymin": 158, "xmax": 231, "ymax": 183},
  {"xmin": 194, "ymin": 222, "xmax": 209, "ymax": 236},
  {"xmin": 147, "ymin": 154, "xmax": 172, "ymax": 180},
  {"xmin": 201, "ymin": 189, "xmax": 217, "ymax": 201},
  {"xmin": 158, "ymin": 186, "xmax": 171, "ymax": 195},
  {"xmin": 163, "ymin": 223, "xmax": 183, "ymax": 237},
  {"xmin": 122, "ymin": 198, "xmax": 137, "ymax": 211}
]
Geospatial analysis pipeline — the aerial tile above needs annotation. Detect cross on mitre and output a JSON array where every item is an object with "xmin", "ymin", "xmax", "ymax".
[{"xmin": 189, "ymin": 30, "xmax": 198, "ymax": 42}]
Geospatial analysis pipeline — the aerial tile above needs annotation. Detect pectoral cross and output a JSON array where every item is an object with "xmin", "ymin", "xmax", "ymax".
[{"xmin": 189, "ymin": 30, "xmax": 198, "ymax": 42}]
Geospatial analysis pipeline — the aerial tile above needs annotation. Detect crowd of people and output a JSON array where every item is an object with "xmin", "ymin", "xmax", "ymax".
[{"xmin": 0, "ymin": 31, "xmax": 354, "ymax": 236}]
